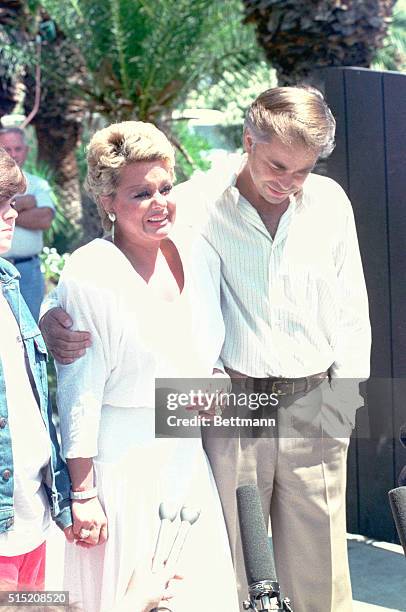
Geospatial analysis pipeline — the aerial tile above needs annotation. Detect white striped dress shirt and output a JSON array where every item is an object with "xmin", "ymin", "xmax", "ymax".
[{"xmin": 176, "ymin": 156, "xmax": 371, "ymax": 380}]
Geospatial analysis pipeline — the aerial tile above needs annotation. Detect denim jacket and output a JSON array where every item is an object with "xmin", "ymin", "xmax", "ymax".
[{"xmin": 0, "ymin": 257, "xmax": 72, "ymax": 534}]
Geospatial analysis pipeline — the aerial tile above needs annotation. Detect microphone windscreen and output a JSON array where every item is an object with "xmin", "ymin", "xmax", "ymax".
[
  {"xmin": 180, "ymin": 506, "xmax": 201, "ymax": 525},
  {"xmin": 165, "ymin": 507, "xmax": 201, "ymax": 571},
  {"xmin": 152, "ymin": 502, "xmax": 178, "ymax": 572},
  {"xmin": 388, "ymin": 486, "xmax": 406, "ymax": 555},
  {"xmin": 159, "ymin": 502, "xmax": 178, "ymax": 522},
  {"xmin": 237, "ymin": 484, "xmax": 277, "ymax": 585}
]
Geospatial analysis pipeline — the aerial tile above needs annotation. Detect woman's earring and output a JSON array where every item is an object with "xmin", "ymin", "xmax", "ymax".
[{"xmin": 108, "ymin": 212, "xmax": 116, "ymax": 242}]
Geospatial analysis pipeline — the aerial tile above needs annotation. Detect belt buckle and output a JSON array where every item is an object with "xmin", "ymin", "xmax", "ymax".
[{"xmin": 271, "ymin": 380, "xmax": 295, "ymax": 396}]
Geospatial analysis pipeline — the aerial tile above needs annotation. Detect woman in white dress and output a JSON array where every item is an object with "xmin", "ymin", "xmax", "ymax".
[{"xmin": 55, "ymin": 121, "xmax": 239, "ymax": 612}]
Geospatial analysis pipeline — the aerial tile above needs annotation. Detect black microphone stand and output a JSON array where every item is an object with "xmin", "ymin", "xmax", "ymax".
[
  {"xmin": 243, "ymin": 580, "xmax": 293, "ymax": 611},
  {"xmin": 237, "ymin": 484, "xmax": 294, "ymax": 612}
]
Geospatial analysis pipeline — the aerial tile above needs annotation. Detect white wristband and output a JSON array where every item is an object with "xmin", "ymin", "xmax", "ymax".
[{"xmin": 70, "ymin": 487, "xmax": 98, "ymax": 500}]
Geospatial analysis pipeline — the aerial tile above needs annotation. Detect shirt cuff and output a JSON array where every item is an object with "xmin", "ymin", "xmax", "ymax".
[{"xmin": 39, "ymin": 288, "xmax": 58, "ymax": 323}]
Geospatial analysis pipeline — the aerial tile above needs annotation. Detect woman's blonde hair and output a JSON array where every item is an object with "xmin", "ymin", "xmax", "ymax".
[
  {"xmin": 244, "ymin": 86, "xmax": 336, "ymax": 159},
  {"xmin": 85, "ymin": 121, "xmax": 175, "ymax": 231},
  {"xmin": 0, "ymin": 147, "xmax": 27, "ymax": 200}
]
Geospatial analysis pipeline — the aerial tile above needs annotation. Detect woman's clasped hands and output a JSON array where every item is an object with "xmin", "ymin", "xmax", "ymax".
[{"xmin": 65, "ymin": 496, "xmax": 108, "ymax": 548}]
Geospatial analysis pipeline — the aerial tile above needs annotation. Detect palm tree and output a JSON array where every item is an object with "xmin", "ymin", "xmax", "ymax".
[
  {"xmin": 242, "ymin": 0, "xmax": 396, "ymax": 85},
  {"xmin": 2, "ymin": 0, "xmax": 262, "ymax": 242},
  {"xmin": 0, "ymin": 0, "xmax": 30, "ymax": 118},
  {"xmin": 37, "ymin": 0, "xmax": 262, "ymax": 240},
  {"xmin": 41, "ymin": 0, "xmax": 260, "ymax": 123},
  {"xmin": 23, "ymin": 7, "xmax": 87, "ymax": 235},
  {"xmin": 0, "ymin": 2, "xmax": 85, "ymax": 237}
]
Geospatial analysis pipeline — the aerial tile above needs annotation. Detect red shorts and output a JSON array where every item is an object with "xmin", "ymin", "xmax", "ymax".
[{"xmin": 0, "ymin": 541, "xmax": 46, "ymax": 590}]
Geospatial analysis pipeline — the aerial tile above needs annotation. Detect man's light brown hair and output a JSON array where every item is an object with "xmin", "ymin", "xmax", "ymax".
[
  {"xmin": 244, "ymin": 86, "xmax": 336, "ymax": 159},
  {"xmin": 0, "ymin": 146, "xmax": 26, "ymax": 200}
]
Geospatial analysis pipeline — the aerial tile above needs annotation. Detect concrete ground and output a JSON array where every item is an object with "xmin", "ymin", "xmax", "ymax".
[
  {"xmin": 45, "ymin": 528, "xmax": 405, "ymax": 610},
  {"xmin": 348, "ymin": 534, "xmax": 405, "ymax": 611}
]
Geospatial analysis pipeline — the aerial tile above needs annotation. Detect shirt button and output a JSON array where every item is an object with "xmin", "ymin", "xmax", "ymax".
[
  {"xmin": 2, "ymin": 469, "xmax": 11, "ymax": 481},
  {"xmin": 16, "ymin": 336, "xmax": 22, "ymax": 344},
  {"xmin": 0, "ymin": 418, "xmax": 7, "ymax": 429},
  {"xmin": 5, "ymin": 517, "xmax": 13, "ymax": 528}
]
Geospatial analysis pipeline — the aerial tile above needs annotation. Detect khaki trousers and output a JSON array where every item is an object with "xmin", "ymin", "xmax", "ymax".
[{"xmin": 202, "ymin": 380, "xmax": 353, "ymax": 612}]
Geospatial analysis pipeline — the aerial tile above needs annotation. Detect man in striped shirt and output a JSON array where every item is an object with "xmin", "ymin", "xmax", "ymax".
[
  {"xmin": 177, "ymin": 86, "xmax": 370, "ymax": 612},
  {"xmin": 40, "ymin": 87, "xmax": 370, "ymax": 612}
]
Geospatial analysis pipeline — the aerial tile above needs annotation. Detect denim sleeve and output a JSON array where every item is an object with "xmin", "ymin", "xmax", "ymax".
[{"xmin": 46, "ymin": 397, "xmax": 73, "ymax": 530}]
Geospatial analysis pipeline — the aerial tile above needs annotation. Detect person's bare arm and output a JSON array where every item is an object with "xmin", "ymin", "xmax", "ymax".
[
  {"xmin": 13, "ymin": 194, "xmax": 36, "ymax": 212},
  {"xmin": 13, "ymin": 194, "xmax": 54, "ymax": 229},
  {"xmin": 39, "ymin": 307, "xmax": 91, "ymax": 364},
  {"xmin": 16, "ymin": 206, "xmax": 54, "ymax": 230}
]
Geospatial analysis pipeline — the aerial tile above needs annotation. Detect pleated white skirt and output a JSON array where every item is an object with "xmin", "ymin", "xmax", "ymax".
[{"xmin": 64, "ymin": 405, "xmax": 239, "ymax": 612}]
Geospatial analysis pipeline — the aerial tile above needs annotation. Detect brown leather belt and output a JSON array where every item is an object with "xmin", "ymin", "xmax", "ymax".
[{"xmin": 225, "ymin": 368, "xmax": 328, "ymax": 397}]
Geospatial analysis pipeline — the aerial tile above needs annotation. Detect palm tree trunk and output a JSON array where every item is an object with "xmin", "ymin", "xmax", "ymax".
[
  {"xmin": 33, "ymin": 118, "xmax": 83, "ymax": 227},
  {"xmin": 0, "ymin": 76, "xmax": 17, "ymax": 119},
  {"xmin": 23, "ymin": 13, "xmax": 87, "ymax": 240}
]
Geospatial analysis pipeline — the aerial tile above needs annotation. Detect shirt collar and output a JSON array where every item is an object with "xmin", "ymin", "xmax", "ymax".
[{"xmin": 222, "ymin": 154, "xmax": 247, "ymax": 202}]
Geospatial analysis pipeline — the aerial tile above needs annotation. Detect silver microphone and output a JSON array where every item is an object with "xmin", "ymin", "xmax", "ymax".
[
  {"xmin": 164, "ymin": 506, "xmax": 201, "ymax": 572},
  {"xmin": 151, "ymin": 502, "xmax": 178, "ymax": 573},
  {"xmin": 149, "ymin": 505, "xmax": 200, "ymax": 612}
]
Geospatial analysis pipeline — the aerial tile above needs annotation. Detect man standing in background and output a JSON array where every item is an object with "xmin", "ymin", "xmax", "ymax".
[{"xmin": 0, "ymin": 127, "xmax": 54, "ymax": 321}]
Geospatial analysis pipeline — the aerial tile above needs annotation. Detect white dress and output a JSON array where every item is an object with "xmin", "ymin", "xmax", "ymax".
[{"xmin": 56, "ymin": 236, "xmax": 238, "ymax": 612}]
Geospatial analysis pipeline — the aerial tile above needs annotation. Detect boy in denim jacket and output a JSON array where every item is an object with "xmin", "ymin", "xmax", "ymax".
[{"xmin": 0, "ymin": 147, "xmax": 72, "ymax": 589}]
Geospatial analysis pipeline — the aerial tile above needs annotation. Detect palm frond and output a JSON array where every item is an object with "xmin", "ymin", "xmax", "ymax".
[{"xmin": 39, "ymin": 0, "xmax": 265, "ymax": 122}]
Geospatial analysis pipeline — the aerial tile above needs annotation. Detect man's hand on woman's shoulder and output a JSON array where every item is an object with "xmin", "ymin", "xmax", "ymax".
[{"xmin": 39, "ymin": 307, "xmax": 91, "ymax": 364}]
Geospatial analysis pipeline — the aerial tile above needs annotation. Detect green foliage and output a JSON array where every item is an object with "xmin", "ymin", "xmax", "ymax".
[
  {"xmin": 0, "ymin": 41, "xmax": 31, "ymax": 80},
  {"xmin": 45, "ymin": 206, "xmax": 79, "ymax": 255},
  {"xmin": 2, "ymin": 0, "xmax": 265, "ymax": 184},
  {"xmin": 373, "ymin": 0, "xmax": 406, "ymax": 72},
  {"xmin": 171, "ymin": 122, "xmax": 212, "ymax": 183},
  {"xmin": 75, "ymin": 140, "xmax": 88, "ymax": 185},
  {"xmin": 40, "ymin": 246, "xmax": 69, "ymax": 286},
  {"xmin": 188, "ymin": 60, "xmax": 276, "ymax": 128},
  {"xmin": 40, "ymin": 0, "xmax": 263, "ymax": 123},
  {"xmin": 0, "ymin": 33, "xmax": 33, "ymax": 99},
  {"xmin": 0, "ymin": 2, "xmax": 41, "ymax": 79}
]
